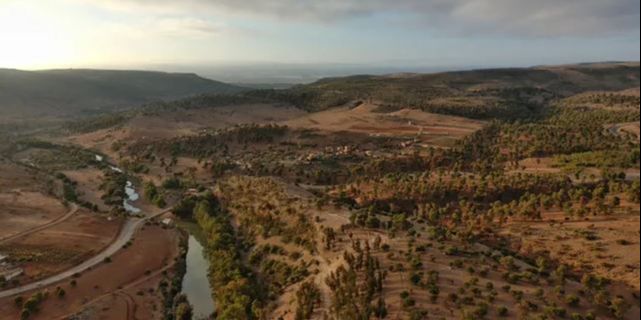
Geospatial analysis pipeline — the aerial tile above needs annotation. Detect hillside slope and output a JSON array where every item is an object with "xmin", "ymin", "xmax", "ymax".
[
  {"xmin": 248, "ymin": 62, "xmax": 640, "ymax": 119},
  {"xmin": 0, "ymin": 69, "xmax": 246, "ymax": 118}
]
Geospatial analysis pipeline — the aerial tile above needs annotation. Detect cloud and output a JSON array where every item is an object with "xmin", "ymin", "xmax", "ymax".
[
  {"xmin": 153, "ymin": 17, "xmax": 221, "ymax": 37},
  {"xmin": 86, "ymin": 0, "xmax": 640, "ymax": 37}
]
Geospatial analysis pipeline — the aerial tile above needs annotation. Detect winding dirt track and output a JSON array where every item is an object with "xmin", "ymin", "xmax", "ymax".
[
  {"xmin": 0, "ymin": 203, "xmax": 79, "ymax": 245},
  {"xmin": 119, "ymin": 291, "xmax": 138, "ymax": 320},
  {"xmin": 0, "ymin": 207, "xmax": 173, "ymax": 299},
  {"xmin": 55, "ymin": 260, "xmax": 178, "ymax": 320}
]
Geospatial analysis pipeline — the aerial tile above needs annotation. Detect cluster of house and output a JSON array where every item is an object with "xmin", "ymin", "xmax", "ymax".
[{"xmin": 0, "ymin": 253, "xmax": 23, "ymax": 282}]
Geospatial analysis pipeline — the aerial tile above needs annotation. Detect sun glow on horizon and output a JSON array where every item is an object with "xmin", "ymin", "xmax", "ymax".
[
  {"xmin": 0, "ymin": 2, "xmax": 76, "ymax": 69},
  {"xmin": 0, "ymin": 0, "xmax": 638, "ymax": 71}
]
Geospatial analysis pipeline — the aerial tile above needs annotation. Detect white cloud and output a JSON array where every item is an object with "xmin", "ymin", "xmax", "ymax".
[
  {"xmin": 153, "ymin": 17, "xmax": 222, "ymax": 37},
  {"xmin": 86, "ymin": 0, "xmax": 640, "ymax": 37}
]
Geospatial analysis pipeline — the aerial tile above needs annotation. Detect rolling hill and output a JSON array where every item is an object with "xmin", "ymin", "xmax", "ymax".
[
  {"xmin": 0, "ymin": 69, "xmax": 246, "ymax": 119},
  {"xmin": 247, "ymin": 62, "xmax": 640, "ymax": 119}
]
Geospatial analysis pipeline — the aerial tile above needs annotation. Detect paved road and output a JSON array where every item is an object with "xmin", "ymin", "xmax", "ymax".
[
  {"xmin": 0, "ymin": 204, "xmax": 79, "ymax": 245},
  {"xmin": 0, "ymin": 208, "xmax": 172, "ymax": 299}
]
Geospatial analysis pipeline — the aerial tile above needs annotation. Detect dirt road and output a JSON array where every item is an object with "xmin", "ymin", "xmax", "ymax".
[
  {"xmin": 0, "ymin": 207, "xmax": 172, "ymax": 299},
  {"xmin": 0, "ymin": 203, "xmax": 79, "ymax": 245}
]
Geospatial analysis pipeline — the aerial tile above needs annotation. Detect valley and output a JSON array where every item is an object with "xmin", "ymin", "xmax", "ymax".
[{"xmin": 0, "ymin": 62, "xmax": 639, "ymax": 320}]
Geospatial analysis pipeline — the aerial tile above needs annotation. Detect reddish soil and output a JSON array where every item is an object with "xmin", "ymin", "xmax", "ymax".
[
  {"xmin": 0, "ymin": 161, "xmax": 67, "ymax": 239},
  {"xmin": 503, "ymin": 210, "xmax": 641, "ymax": 291},
  {"xmin": 284, "ymin": 103, "xmax": 484, "ymax": 146},
  {"xmin": 0, "ymin": 224, "xmax": 180, "ymax": 320},
  {"xmin": 0, "ymin": 192, "xmax": 68, "ymax": 240},
  {"xmin": 0, "ymin": 210, "xmax": 122, "ymax": 285}
]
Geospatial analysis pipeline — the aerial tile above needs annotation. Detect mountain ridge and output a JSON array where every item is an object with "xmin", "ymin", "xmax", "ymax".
[{"xmin": 0, "ymin": 68, "xmax": 247, "ymax": 119}]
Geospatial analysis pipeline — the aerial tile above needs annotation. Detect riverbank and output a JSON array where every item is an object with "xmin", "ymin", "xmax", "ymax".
[{"xmin": 177, "ymin": 220, "xmax": 215, "ymax": 319}]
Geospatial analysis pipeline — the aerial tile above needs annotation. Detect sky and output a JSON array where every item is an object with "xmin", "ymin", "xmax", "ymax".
[{"xmin": 0, "ymin": 0, "xmax": 639, "ymax": 71}]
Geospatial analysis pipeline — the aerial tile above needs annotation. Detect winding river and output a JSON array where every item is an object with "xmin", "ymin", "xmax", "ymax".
[
  {"xmin": 98, "ymin": 154, "xmax": 213, "ymax": 315},
  {"xmin": 123, "ymin": 181, "xmax": 141, "ymax": 214},
  {"xmin": 96, "ymin": 154, "xmax": 141, "ymax": 214},
  {"xmin": 182, "ymin": 234, "xmax": 215, "ymax": 318}
]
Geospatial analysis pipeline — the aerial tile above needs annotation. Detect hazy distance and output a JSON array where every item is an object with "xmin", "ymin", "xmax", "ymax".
[{"xmin": 1, "ymin": 0, "xmax": 639, "ymax": 84}]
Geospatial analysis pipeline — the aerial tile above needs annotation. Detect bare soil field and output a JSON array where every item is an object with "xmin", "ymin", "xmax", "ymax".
[
  {"xmin": 0, "ymin": 192, "xmax": 68, "ymax": 241},
  {"xmin": 75, "ymin": 272, "xmax": 169, "ymax": 320},
  {"xmin": 502, "ymin": 211, "xmax": 641, "ymax": 292},
  {"xmin": 0, "ymin": 210, "xmax": 122, "ymax": 286},
  {"xmin": 283, "ymin": 103, "xmax": 484, "ymax": 146},
  {"xmin": 0, "ymin": 162, "xmax": 46, "ymax": 193},
  {"xmin": 618, "ymin": 122, "xmax": 641, "ymax": 140},
  {"xmin": 0, "ymin": 224, "xmax": 180, "ymax": 320},
  {"xmin": 511, "ymin": 157, "xmax": 562, "ymax": 174}
]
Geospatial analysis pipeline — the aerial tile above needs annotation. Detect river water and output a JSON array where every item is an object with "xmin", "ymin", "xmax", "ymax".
[
  {"xmin": 182, "ymin": 235, "xmax": 215, "ymax": 318},
  {"xmin": 123, "ymin": 181, "xmax": 141, "ymax": 214},
  {"xmin": 96, "ymin": 154, "xmax": 213, "ymax": 314},
  {"xmin": 96, "ymin": 154, "xmax": 141, "ymax": 214}
]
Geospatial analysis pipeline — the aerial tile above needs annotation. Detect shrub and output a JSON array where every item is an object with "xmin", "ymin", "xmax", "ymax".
[
  {"xmin": 55, "ymin": 287, "xmax": 66, "ymax": 298},
  {"xmin": 498, "ymin": 306, "xmax": 509, "ymax": 317},
  {"xmin": 566, "ymin": 294, "xmax": 580, "ymax": 307},
  {"xmin": 14, "ymin": 296, "xmax": 24, "ymax": 308}
]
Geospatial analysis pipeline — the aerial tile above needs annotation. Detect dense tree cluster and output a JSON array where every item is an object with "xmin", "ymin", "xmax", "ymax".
[
  {"xmin": 192, "ymin": 194, "xmax": 265, "ymax": 319},
  {"xmin": 499, "ymin": 108, "xmax": 639, "ymax": 160},
  {"xmin": 326, "ymin": 240, "xmax": 387, "ymax": 320},
  {"xmin": 129, "ymin": 124, "xmax": 288, "ymax": 160},
  {"xmin": 143, "ymin": 181, "xmax": 167, "ymax": 208},
  {"xmin": 63, "ymin": 113, "xmax": 130, "ymax": 134},
  {"xmin": 561, "ymin": 92, "xmax": 641, "ymax": 109},
  {"xmin": 99, "ymin": 170, "xmax": 129, "ymax": 212},
  {"xmin": 159, "ymin": 236, "xmax": 188, "ymax": 320}
]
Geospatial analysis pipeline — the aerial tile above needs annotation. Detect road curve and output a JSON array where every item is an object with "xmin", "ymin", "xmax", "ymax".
[
  {"xmin": 0, "ymin": 203, "xmax": 79, "ymax": 245},
  {"xmin": 0, "ymin": 208, "xmax": 173, "ymax": 299}
]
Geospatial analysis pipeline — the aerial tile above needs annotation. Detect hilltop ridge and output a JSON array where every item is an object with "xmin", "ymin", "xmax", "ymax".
[{"xmin": 0, "ymin": 68, "xmax": 246, "ymax": 119}]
